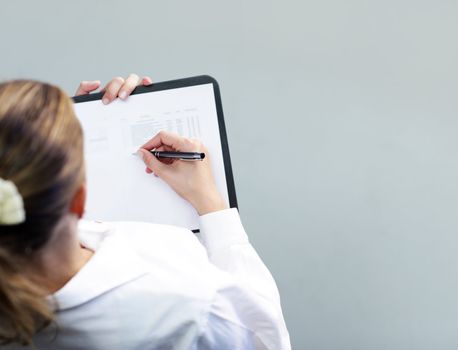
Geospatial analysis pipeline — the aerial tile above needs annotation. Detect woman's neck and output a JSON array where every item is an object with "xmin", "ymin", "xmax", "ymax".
[{"xmin": 25, "ymin": 214, "xmax": 93, "ymax": 294}]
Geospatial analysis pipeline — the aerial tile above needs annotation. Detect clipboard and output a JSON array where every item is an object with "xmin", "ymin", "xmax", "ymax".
[{"xmin": 72, "ymin": 75, "xmax": 237, "ymax": 231}]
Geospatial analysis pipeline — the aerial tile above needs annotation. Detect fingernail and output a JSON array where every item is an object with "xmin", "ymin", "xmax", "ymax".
[
  {"xmin": 102, "ymin": 98, "xmax": 109, "ymax": 105},
  {"xmin": 136, "ymin": 150, "xmax": 144, "ymax": 160},
  {"xmin": 119, "ymin": 91, "xmax": 127, "ymax": 100}
]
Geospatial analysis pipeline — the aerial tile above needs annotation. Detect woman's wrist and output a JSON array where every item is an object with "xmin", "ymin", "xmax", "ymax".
[{"xmin": 194, "ymin": 192, "xmax": 228, "ymax": 216}]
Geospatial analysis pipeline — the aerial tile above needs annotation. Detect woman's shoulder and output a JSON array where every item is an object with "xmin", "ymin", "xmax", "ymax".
[
  {"xmin": 70, "ymin": 219, "xmax": 220, "ymax": 310},
  {"xmin": 77, "ymin": 219, "xmax": 216, "ymax": 291},
  {"xmin": 40, "ymin": 220, "xmax": 219, "ymax": 349}
]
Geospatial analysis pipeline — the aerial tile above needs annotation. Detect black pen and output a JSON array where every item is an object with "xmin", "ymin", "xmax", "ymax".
[{"xmin": 150, "ymin": 151, "xmax": 205, "ymax": 161}]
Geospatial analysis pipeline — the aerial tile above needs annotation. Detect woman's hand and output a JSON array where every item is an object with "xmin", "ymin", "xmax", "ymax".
[
  {"xmin": 137, "ymin": 131, "xmax": 227, "ymax": 215},
  {"xmin": 75, "ymin": 74, "xmax": 153, "ymax": 104}
]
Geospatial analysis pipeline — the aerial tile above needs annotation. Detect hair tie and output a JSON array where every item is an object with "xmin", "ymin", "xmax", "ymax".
[{"xmin": 0, "ymin": 178, "xmax": 26, "ymax": 225}]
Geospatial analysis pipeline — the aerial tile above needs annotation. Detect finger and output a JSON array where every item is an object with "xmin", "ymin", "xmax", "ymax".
[
  {"xmin": 154, "ymin": 146, "xmax": 175, "ymax": 165},
  {"xmin": 142, "ymin": 76, "xmax": 153, "ymax": 86},
  {"xmin": 145, "ymin": 167, "xmax": 160, "ymax": 177},
  {"xmin": 102, "ymin": 77, "xmax": 125, "ymax": 105},
  {"xmin": 157, "ymin": 145, "xmax": 174, "ymax": 152},
  {"xmin": 138, "ymin": 149, "xmax": 168, "ymax": 177},
  {"xmin": 140, "ymin": 131, "xmax": 188, "ymax": 151},
  {"xmin": 119, "ymin": 73, "xmax": 140, "ymax": 100},
  {"xmin": 75, "ymin": 80, "xmax": 101, "ymax": 96}
]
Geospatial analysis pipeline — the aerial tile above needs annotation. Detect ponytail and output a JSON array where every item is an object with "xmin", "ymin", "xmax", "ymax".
[
  {"xmin": 0, "ymin": 80, "xmax": 85, "ymax": 345},
  {"xmin": 0, "ymin": 247, "xmax": 53, "ymax": 345}
]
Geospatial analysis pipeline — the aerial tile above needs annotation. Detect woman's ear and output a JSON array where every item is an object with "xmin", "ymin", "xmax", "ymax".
[{"xmin": 69, "ymin": 183, "xmax": 86, "ymax": 218}]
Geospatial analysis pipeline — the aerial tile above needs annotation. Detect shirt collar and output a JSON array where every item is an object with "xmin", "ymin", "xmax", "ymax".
[{"xmin": 50, "ymin": 222, "xmax": 149, "ymax": 310}]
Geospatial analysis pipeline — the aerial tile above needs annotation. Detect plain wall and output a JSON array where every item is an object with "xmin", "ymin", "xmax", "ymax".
[{"xmin": 1, "ymin": 1, "xmax": 458, "ymax": 348}]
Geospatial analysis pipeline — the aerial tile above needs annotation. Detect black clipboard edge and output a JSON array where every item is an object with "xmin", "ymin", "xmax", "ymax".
[{"xmin": 72, "ymin": 75, "xmax": 238, "ymax": 212}]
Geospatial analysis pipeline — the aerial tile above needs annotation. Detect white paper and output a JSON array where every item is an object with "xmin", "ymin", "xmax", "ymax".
[{"xmin": 74, "ymin": 83, "xmax": 229, "ymax": 230}]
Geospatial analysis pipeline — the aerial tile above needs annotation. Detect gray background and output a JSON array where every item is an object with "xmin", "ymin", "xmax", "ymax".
[{"xmin": 1, "ymin": 1, "xmax": 458, "ymax": 348}]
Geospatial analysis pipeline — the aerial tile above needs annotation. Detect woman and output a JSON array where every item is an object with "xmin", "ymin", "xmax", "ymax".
[{"xmin": 0, "ymin": 76, "xmax": 290, "ymax": 349}]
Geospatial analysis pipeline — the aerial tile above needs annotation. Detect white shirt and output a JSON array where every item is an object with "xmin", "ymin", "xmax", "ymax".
[{"xmin": 7, "ymin": 209, "xmax": 290, "ymax": 350}]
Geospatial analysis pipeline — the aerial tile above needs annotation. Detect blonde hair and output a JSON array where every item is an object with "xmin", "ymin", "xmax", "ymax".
[{"xmin": 0, "ymin": 80, "xmax": 84, "ymax": 345}]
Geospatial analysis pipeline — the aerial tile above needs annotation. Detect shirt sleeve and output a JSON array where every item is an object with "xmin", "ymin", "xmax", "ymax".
[{"xmin": 194, "ymin": 208, "xmax": 291, "ymax": 350}]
